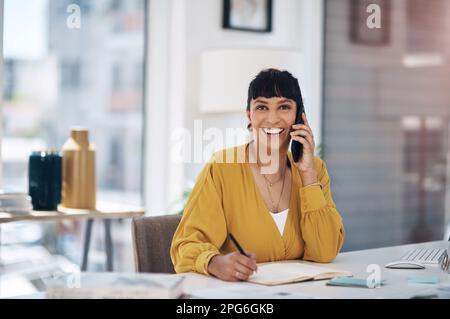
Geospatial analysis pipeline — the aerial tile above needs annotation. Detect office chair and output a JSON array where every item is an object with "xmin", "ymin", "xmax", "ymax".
[{"xmin": 132, "ymin": 214, "xmax": 181, "ymax": 273}]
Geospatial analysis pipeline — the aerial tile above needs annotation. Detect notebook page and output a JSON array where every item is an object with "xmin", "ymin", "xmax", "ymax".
[{"xmin": 249, "ymin": 261, "xmax": 351, "ymax": 285}]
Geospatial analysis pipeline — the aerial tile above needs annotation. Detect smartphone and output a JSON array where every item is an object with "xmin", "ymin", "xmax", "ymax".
[{"xmin": 291, "ymin": 110, "xmax": 304, "ymax": 162}]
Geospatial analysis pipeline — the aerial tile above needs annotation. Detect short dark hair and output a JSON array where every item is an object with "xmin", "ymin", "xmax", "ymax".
[{"xmin": 246, "ymin": 68, "xmax": 304, "ymax": 114}]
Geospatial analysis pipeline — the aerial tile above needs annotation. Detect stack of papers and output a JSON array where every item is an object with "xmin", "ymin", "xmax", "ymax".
[
  {"xmin": 45, "ymin": 272, "xmax": 185, "ymax": 299},
  {"xmin": 0, "ymin": 188, "xmax": 32, "ymax": 214}
]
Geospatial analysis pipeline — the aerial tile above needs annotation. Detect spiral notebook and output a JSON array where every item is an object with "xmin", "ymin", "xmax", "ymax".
[{"xmin": 248, "ymin": 261, "xmax": 352, "ymax": 286}]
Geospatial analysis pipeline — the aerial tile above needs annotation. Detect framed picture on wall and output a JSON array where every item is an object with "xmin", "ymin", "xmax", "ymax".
[
  {"xmin": 223, "ymin": 0, "xmax": 273, "ymax": 33},
  {"xmin": 350, "ymin": 0, "xmax": 391, "ymax": 46}
]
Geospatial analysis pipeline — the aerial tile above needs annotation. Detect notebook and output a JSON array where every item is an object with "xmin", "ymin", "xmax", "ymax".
[
  {"xmin": 326, "ymin": 276, "xmax": 386, "ymax": 288},
  {"xmin": 248, "ymin": 261, "xmax": 353, "ymax": 286}
]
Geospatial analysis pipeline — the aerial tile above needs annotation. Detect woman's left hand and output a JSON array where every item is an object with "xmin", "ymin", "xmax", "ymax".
[{"xmin": 290, "ymin": 112, "xmax": 318, "ymax": 185}]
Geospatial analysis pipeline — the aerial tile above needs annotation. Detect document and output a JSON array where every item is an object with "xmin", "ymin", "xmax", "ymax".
[
  {"xmin": 248, "ymin": 260, "xmax": 352, "ymax": 286},
  {"xmin": 46, "ymin": 272, "xmax": 185, "ymax": 299}
]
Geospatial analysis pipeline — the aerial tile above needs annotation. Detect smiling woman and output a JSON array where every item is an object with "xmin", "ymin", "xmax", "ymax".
[{"xmin": 171, "ymin": 69, "xmax": 345, "ymax": 282}]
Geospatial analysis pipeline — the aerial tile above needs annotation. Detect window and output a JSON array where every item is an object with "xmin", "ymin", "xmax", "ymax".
[
  {"xmin": 3, "ymin": 59, "xmax": 15, "ymax": 100},
  {"xmin": 112, "ymin": 63, "xmax": 124, "ymax": 91},
  {"xmin": 1, "ymin": 0, "xmax": 147, "ymax": 275},
  {"xmin": 60, "ymin": 60, "xmax": 81, "ymax": 89},
  {"xmin": 2, "ymin": 0, "xmax": 146, "ymax": 204},
  {"xmin": 106, "ymin": 136, "xmax": 124, "ymax": 190}
]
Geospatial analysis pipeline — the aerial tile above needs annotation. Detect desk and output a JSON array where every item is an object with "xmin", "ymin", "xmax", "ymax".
[
  {"xmin": 10, "ymin": 240, "xmax": 450, "ymax": 299},
  {"xmin": 181, "ymin": 240, "xmax": 450, "ymax": 299},
  {"xmin": 0, "ymin": 202, "xmax": 144, "ymax": 271}
]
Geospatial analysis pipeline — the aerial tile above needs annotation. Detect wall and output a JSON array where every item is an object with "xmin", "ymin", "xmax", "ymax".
[
  {"xmin": 323, "ymin": 0, "xmax": 450, "ymax": 250},
  {"xmin": 184, "ymin": 0, "xmax": 306, "ymax": 183},
  {"xmin": 145, "ymin": 0, "xmax": 324, "ymax": 215}
]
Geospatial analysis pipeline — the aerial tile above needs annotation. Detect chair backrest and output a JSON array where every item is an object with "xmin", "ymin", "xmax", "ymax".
[{"xmin": 132, "ymin": 214, "xmax": 181, "ymax": 273}]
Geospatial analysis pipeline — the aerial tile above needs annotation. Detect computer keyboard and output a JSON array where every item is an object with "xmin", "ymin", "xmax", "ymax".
[{"xmin": 401, "ymin": 248, "xmax": 447, "ymax": 264}]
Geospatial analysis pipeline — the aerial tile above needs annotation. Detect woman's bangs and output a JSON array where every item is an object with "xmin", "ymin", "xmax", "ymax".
[{"xmin": 250, "ymin": 75, "xmax": 297, "ymax": 102}]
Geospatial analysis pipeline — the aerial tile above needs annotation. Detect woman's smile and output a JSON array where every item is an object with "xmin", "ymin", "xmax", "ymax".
[{"xmin": 262, "ymin": 127, "xmax": 285, "ymax": 135}]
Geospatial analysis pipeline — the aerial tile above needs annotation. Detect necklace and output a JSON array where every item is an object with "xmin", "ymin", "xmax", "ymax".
[
  {"xmin": 261, "ymin": 173, "xmax": 283, "ymax": 187},
  {"xmin": 247, "ymin": 143, "xmax": 287, "ymax": 212},
  {"xmin": 263, "ymin": 168, "xmax": 287, "ymax": 213}
]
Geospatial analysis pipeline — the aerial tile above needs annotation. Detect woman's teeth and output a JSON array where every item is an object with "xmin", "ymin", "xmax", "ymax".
[{"xmin": 262, "ymin": 128, "xmax": 284, "ymax": 135}]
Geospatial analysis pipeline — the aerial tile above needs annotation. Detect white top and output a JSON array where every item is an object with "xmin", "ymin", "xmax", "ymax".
[{"xmin": 269, "ymin": 208, "xmax": 289, "ymax": 235}]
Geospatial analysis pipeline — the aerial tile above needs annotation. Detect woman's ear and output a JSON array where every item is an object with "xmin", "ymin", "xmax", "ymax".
[{"xmin": 246, "ymin": 110, "xmax": 252, "ymax": 130}]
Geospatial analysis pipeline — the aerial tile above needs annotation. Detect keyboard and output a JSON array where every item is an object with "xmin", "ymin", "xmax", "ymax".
[{"xmin": 401, "ymin": 248, "xmax": 447, "ymax": 264}]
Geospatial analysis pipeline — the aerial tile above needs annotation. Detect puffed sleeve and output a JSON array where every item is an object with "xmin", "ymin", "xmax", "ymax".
[
  {"xmin": 300, "ymin": 157, "xmax": 345, "ymax": 263},
  {"xmin": 170, "ymin": 159, "xmax": 228, "ymax": 275}
]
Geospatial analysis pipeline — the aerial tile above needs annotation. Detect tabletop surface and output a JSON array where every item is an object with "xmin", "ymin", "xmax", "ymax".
[
  {"xmin": 0, "ymin": 201, "xmax": 145, "ymax": 224},
  {"xmin": 8, "ymin": 240, "xmax": 450, "ymax": 299},
  {"xmin": 181, "ymin": 240, "xmax": 450, "ymax": 299}
]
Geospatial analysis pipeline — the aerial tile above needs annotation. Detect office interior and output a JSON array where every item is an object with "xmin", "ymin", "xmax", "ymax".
[{"xmin": 1, "ymin": 0, "xmax": 450, "ymax": 298}]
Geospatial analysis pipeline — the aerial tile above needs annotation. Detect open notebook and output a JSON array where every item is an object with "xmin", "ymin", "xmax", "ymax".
[{"xmin": 248, "ymin": 261, "xmax": 353, "ymax": 286}]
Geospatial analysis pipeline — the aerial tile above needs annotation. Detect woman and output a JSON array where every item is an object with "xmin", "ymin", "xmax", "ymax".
[{"xmin": 170, "ymin": 69, "xmax": 345, "ymax": 282}]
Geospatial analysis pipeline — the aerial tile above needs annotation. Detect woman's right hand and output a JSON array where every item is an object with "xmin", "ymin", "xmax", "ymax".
[{"xmin": 207, "ymin": 251, "xmax": 258, "ymax": 282}]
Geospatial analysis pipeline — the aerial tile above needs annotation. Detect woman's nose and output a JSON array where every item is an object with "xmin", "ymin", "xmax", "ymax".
[{"xmin": 266, "ymin": 111, "xmax": 281, "ymax": 124}]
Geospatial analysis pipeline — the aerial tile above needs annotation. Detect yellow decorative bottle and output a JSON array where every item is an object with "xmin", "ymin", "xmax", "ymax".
[{"xmin": 61, "ymin": 127, "xmax": 96, "ymax": 209}]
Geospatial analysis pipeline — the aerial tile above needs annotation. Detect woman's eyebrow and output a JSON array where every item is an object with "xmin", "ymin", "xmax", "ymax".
[
  {"xmin": 253, "ymin": 99, "xmax": 269, "ymax": 104},
  {"xmin": 278, "ymin": 99, "xmax": 294, "ymax": 104},
  {"xmin": 253, "ymin": 98, "xmax": 294, "ymax": 104}
]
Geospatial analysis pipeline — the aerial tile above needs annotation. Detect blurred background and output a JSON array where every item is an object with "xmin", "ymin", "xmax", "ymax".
[{"xmin": 1, "ymin": 0, "xmax": 450, "ymax": 297}]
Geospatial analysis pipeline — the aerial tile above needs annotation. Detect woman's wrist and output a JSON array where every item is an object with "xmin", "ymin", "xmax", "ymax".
[
  {"xmin": 300, "ymin": 170, "xmax": 318, "ymax": 186},
  {"xmin": 207, "ymin": 254, "xmax": 220, "ymax": 276}
]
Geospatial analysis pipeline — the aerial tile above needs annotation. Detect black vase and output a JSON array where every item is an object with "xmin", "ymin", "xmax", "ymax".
[{"xmin": 28, "ymin": 150, "xmax": 62, "ymax": 211}]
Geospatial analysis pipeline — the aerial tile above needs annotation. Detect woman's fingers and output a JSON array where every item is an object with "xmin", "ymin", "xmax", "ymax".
[
  {"xmin": 246, "ymin": 251, "xmax": 256, "ymax": 258},
  {"xmin": 244, "ymin": 251, "xmax": 258, "ymax": 271},
  {"xmin": 236, "ymin": 254, "xmax": 257, "ymax": 272},
  {"xmin": 233, "ymin": 262, "xmax": 254, "ymax": 281},
  {"xmin": 291, "ymin": 135, "xmax": 313, "ymax": 151},
  {"xmin": 227, "ymin": 252, "xmax": 257, "ymax": 281},
  {"xmin": 230, "ymin": 261, "xmax": 254, "ymax": 281},
  {"xmin": 291, "ymin": 124, "xmax": 313, "ymax": 138},
  {"xmin": 290, "ymin": 130, "xmax": 314, "ymax": 149}
]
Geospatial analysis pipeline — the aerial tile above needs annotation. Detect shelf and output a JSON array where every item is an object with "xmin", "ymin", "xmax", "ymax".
[{"xmin": 0, "ymin": 201, "xmax": 144, "ymax": 224}]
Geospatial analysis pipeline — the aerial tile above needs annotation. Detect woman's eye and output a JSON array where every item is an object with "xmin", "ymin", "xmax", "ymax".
[
  {"xmin": 280, "ymin": 104, "xmax": 291, "ymax": 110},
  {"xmin": 255, "ymin": 105, "xmax": 267, "ymax": 110}
]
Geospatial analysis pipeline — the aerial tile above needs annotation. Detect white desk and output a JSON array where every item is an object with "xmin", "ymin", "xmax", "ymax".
[
  {"xmin": 9, "ymin": 240, "xmax": 450, "ymax": 299},
  {"xmin": 181, "ymin": 240, "xmax": 450, "ymax": 299}
]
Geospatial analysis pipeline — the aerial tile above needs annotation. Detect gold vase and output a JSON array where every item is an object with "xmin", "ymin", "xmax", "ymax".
[{"xmin": 61, "ymin": 127, "xmax": 96, "ymax": 209}]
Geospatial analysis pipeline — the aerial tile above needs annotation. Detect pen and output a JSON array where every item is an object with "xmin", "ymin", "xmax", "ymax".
[
  {"xmin": 228, "ymin": 233, "xmax": 249, "ymax": 257},
  {"xmin": 229, "ymin": 233, "xmax": 258, "ymax": 273}
]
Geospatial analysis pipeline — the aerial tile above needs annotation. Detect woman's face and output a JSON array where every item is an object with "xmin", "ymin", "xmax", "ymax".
[{"xmin": 247, "ymin": 96, "xmax": 297, "ymax": 152}]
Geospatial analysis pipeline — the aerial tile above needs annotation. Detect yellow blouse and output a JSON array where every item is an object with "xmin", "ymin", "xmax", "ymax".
[{"xmin": 170, "ymin": 144, "xmax": 345, "ymax": 275}]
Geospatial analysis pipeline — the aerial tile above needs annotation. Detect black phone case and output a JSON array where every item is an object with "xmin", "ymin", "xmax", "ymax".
[{"xmin": 291, "ymin": 112, "xmax": 304, "ymax": 162}]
